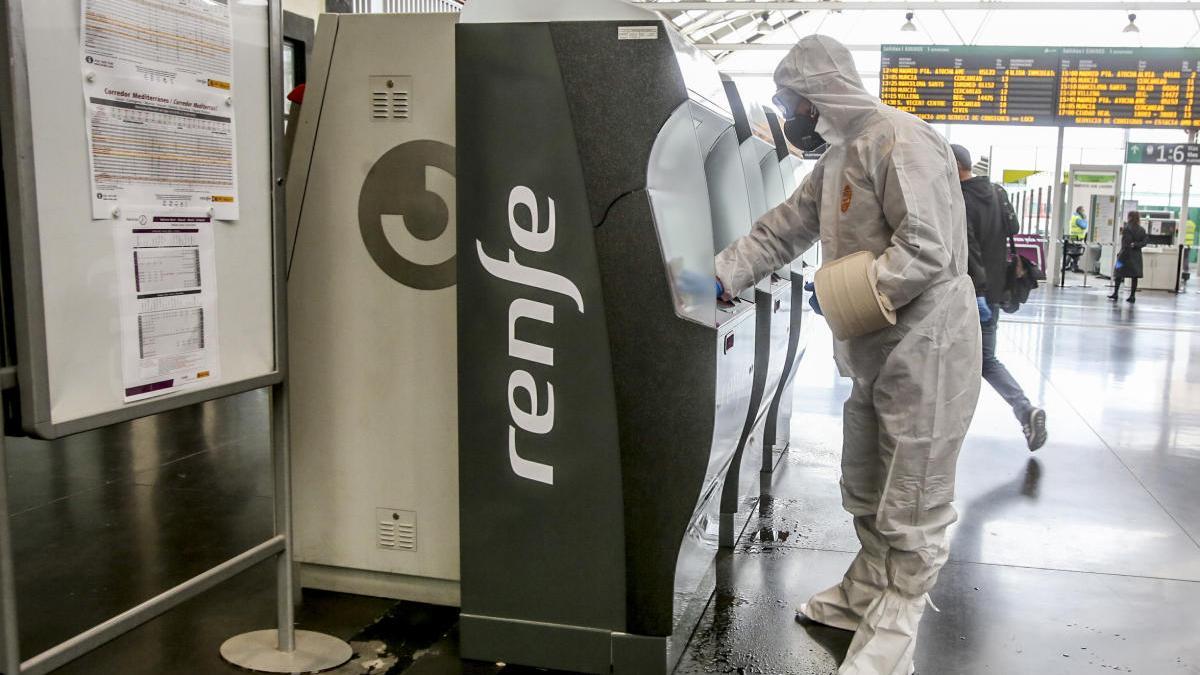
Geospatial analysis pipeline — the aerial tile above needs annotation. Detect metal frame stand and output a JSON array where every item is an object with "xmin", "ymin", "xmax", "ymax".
[
  {"xmin": 1048, "ymin": 126, "xmax": 1067, "ymax": 287},
  {"xmin": 1, "ymin": 372, "xmax": 22, "ymax": 675},
  {"xmin": 0, "ymin": 376, "xmax": 351, "ymax": 675},
  {"xmin": 219, "ymin": 382, "xmax": 352, "ymax": 673}
]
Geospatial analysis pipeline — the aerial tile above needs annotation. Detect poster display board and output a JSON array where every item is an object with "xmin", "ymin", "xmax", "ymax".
[
  {"xmin": 1, "ymin": 0, "xmax": 283, "ymax": 438},
  {"xmin": 881, "ymin": 45, "xmax": 1200, "ymax": 128}
]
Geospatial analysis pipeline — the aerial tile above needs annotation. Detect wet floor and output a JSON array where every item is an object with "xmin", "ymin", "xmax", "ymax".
[
  {"xmin": 3, "ymin": 282, "xmax": 1199, "ymax": 674},
  {"xmin": 676, "ymin": 282, "xmax": 1200, "ymax": 674}
]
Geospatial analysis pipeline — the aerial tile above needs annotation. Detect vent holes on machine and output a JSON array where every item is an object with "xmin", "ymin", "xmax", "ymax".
[{"xmin": 370, "ymin": 75, "xmax": 411, "ymax": 121}]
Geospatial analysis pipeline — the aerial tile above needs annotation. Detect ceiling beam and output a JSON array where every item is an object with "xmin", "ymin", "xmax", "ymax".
[
  {"xmin": 633, "ymin": 1, "xmax": 1200, "ymax": 10},
  {"xmin": 720, "ymin": 70, "xmax": 883, "ymax": 76},
  {"xmin": 699, "ymin": 42, "xmax": 881, "ymax": 49}
]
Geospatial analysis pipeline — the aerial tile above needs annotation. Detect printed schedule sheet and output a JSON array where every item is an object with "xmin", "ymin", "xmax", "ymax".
[
  {"xmin": 114, "ymin": 210, "xmax": 220, "ymax": 402},
  {"xmin": 81, "ymin": 0, "xmax": 240, "ymax": 219}
]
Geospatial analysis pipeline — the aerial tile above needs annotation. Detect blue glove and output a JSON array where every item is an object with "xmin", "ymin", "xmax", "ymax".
[
  {"xmin": 674, "ymin": 268, "xmax": 716, "ymax": 299},
  {"xmin": 715, "ymin": 278, "xmax": 725, "ymax": 299},
  {"xmin": 804, "ymin": 281, "xmax": 823, "ymax": 316},
  {"xmin": 977, "ymin": 296, "xmax": 992, "ymax": 323}
]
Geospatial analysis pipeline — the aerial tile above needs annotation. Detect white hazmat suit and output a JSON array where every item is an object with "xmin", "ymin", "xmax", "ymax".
[{"xmin": 715, "ymin": 36, "xmax": 982, "ymax": 675}]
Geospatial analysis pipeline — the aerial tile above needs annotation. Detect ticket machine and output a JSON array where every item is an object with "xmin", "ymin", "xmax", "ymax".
[
  {"xmin": 720, "ymin": 82, "xmax": 809, "ymax": 482},
  {"xmin": 457, "ymin": 4, "xmax": 757, "ymax": 673},
  {"xmin": 286, "ymin": 13, "xmax": 460, "ymax": 605},
  {"xmin": 695, "ymin": 80, "xmax": 796, "ymax": 543}
]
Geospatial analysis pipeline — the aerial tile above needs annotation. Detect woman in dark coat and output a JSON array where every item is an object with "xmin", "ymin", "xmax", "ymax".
[{"xmin": 1109, "ymin": 211, "xmax": 1149, "ymax": 303}]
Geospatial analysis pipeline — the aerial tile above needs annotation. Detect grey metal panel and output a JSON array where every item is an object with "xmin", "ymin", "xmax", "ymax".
[
  {"xmin": 459, "ymin": 615, "xmax": 612, "ymax": 674},
  {"xmin": 284, "ymin": 14, "xmax": 340, "ymax": 268},
  {"xmin": 665, "ymin": 27, "xmax": 728, "ymax": 117},
  {"xmin": 759, "ymin": 139, "xmax": 788, "ymax": 211},
  {"xmin": 762, "ymin": 269, "xmax": 804, "ymax": 471},
  {"xmin": 646, "ymin": 103, "xmax": 719, "ymax": 327},
  {"xmin": 457, "ymin": 20, "xmax": 627, "ymax": 635},
  {"xmin": 738, "ymin": 139, "xmax": 770, "ymax": 224},
  {"xmin": 612, "ymin": 632, "xmax": 668, "ymax": 675},
  {"xmin": 283, "ymin": 11, "xmax": 315, "ymax": 69},
  {"xmin": 332, "ymin": 0, "xmax": 463, "ymax": 12},
  {"xmin": 0, "ymin": 0, "xmax": 51, "ymax": 438},
  {"xmin": 460, "ymin": 0, "xmax": 649, "ymax": 23},
  {"xmin": 691, "ymin": 110, "xmax": 758, "ymax": 261},
  {"xmin": 592, "ymin": 190, "xmax": 717, "ymax": 638},
  {"xmin": 287, "ymin": 12, "xmax": 461, "ymax": 596}
]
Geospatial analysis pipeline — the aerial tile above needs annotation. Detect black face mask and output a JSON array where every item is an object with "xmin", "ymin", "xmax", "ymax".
[{"xmin": 784, "ymin": 113, "xmax": 826, "ymax": 152}]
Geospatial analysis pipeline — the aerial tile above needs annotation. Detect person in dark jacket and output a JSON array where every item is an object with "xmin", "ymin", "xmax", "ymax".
[
  {"xmin": 1109, "ymin": 211, "xmax": 1149, "ymax": 303},
  {"xmin": 953, "ymin": 145, "xmax": 1047, "ymax": 451}
]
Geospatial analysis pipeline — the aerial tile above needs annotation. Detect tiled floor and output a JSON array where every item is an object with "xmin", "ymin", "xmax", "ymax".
[
  {"xmin": 677, "ymin": 282, "xmax": 1200, "ymax": 674},
  {"xmin": 4, "ymin": 282, "xmax": 1199, "ymax": 674}
]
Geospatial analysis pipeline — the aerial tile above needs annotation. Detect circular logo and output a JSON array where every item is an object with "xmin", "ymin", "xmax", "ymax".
[{"xmin": 358, "ymin": 140, "xmax": 456, "ymax": 290}]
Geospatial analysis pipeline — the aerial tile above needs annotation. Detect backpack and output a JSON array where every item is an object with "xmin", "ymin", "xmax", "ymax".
[{"xmin": 991, "ymin": 184, "xmax": 1020, "ymax": 236}]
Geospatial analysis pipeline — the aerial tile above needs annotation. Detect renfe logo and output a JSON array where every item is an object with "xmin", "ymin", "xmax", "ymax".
[{"xmin": 476, "ymin": 186, "xmax": 584, "ymax": 486}]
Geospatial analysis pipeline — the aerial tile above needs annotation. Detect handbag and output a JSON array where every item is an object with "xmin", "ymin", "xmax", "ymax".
[{"xmin": 1001, "ymin": 235, "xmax": 1044, "ymax": 314}]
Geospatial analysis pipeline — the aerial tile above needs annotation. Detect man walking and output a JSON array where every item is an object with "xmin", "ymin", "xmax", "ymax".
[{"xmin": 953, "ymin": 145, "xmax": 1047, "ymax": 451}]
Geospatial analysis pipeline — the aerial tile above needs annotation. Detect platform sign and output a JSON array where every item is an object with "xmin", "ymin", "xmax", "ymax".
[
  {"xmin": 1125, "ymin": 141, "xmax": 1200, "ymax": 165},
  {"xmin": 880, "ymin": 45, "xmax": 1200, "ymax": 128},
  {"xmin": 880, "ymin": 45, "xmax": 1060, "ymax": 125}
]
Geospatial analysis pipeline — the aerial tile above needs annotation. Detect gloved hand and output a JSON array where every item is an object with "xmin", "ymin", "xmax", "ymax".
[
  {"xmin": 715, "ymin": 278, "xmax": 725, "ymax": 299},
  {"xmin": 674, "ymin": 268, "xmax": 718, "ymax": 299},
  {"xmin": 976, "ymin": 296, "xmax": 992, "ymax": 324},
  {"xmin": 804, "ymin": 281, "xmax": 823, "ymax": 316}
]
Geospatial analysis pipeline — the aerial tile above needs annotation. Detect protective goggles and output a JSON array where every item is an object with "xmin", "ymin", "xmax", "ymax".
[{"xmin": 772, "ymin": 88, "xmax": 805, "ymax": 120}]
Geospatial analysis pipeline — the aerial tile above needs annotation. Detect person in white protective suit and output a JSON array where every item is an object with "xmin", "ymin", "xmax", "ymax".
[{"xmin": 714, "ymin": 36, "xmax": 982, "ymax": 675}]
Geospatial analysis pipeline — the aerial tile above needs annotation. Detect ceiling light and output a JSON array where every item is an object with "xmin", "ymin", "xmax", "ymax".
[
  {"xmin": 901, "ymin": 11, "xmax": 918, "ymax": 32},
  {"xmin": 757, "ymin": 12, "xmax": 773, "ymax": 33},
  {"xmin": 1123, "ymin": 13, "xmax": 1140, "ymax": 33}
]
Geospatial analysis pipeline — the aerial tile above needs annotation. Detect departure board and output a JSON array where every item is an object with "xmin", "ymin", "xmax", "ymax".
[
  {"xmin": 881, "ymin": 45, "xmax": 1059, "ymax": 125},
  {"xmin": 880, "ymin": 45, "xmax": 1200, "ymax": 128},
  {"xmin": 1058, "ymin": 48, "xmax": 1200, "ymax": 127}
]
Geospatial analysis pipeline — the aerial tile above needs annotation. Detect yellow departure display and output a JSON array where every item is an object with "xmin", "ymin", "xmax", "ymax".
[
  {"xmin": 1058, "ymin": 48, "xmax": 1200, "ymax": 127},
  {"xmin": 880, "ymin": 45, "xmax": 1200, "ymax": 128}
]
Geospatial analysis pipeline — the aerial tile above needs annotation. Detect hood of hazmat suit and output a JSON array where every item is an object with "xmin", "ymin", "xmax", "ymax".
[{"xmin": 714, "ymin": 36, "xmax": 981, "ymax": 675}]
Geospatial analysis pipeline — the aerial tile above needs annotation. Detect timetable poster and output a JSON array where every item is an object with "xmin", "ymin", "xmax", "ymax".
[
  {"xmin": 81, "ymin": 0, "xmax": 240, "ymax": 219},
  {"xmin": 114, "ymin": 209, "xmax": 221, "ymax": 403}
]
